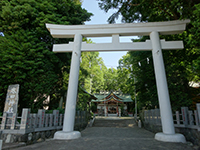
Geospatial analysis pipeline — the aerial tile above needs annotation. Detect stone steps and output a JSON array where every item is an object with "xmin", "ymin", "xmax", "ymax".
[{"xmin": 93, "ymin": 118, "xmax": 136, "ymax": 127}]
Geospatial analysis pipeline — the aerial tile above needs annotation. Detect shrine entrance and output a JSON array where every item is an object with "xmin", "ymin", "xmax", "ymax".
[
  {"xmin": 46, "ymin": 19, "xmax": 190, "ymax": 143},
  {"xmin": 92, "ymin": 91, "xmax": 133, "ymax": 117}
]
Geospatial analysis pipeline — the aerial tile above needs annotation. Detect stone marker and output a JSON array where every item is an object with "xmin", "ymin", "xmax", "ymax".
[{"xmin": 4, "ymin": 84, "xmax": 19, "ymax": 114}]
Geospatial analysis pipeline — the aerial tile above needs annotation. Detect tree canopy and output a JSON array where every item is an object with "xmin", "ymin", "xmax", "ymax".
[
  {"xmin": 1, "ymin": 0, "xmax": 199, "ymax": 113},
  {"xmin": 98, "ymin": 0, "xmax": 200, "ymax": 111},
  {"xmin": 0, "ymin": 0, "xmax": 92, "ymax": 112}
]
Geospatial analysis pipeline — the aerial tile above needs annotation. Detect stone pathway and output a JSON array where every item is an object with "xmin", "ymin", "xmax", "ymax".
[{"xmin": 10, "ymin": 117, "xmax": 195, "ymax": 150}]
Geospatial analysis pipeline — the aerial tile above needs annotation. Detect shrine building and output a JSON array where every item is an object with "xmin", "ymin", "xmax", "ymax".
[{"xmin": 91, "ymin": 91, "xmax": 133, "ymax": 117}]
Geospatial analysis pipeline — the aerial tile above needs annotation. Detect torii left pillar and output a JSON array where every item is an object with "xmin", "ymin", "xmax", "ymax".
[{"xmin": 54, "ymin": 34, "xmax": 82, "ymax": 140}]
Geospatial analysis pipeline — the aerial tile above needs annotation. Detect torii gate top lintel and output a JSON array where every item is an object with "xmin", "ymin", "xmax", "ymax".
[{"xmin": 46, "ymin": 19, "xmax": 190, "ymax": 38}]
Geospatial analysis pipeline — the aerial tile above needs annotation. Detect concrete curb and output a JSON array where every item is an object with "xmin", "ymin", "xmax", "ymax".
[{"xmin": 2, "ymin": 142, "xmax": 26, "ymax": 150}]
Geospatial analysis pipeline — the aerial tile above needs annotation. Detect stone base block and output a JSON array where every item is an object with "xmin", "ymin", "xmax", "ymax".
[
  {"xmin": 54, "ymin": 131, "xmax": 81, "ymax": 140},
  {"xmin": 155, "ymin": 132, "xmax": 186, "ymax": 143}
]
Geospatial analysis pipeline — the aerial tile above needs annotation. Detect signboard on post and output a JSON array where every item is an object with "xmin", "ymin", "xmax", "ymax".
[{"xmin": 3, "ymin": 84, "xmax": 20, "ymax": 114}]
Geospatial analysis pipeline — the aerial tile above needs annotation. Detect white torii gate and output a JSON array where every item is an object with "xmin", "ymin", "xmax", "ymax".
[{"xmin": 46, "ymin": 19, "xmax": 190, "ymax": 143}]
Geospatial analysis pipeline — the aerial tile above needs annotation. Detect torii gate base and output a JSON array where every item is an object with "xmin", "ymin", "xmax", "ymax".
[{"xmin": 46, "ymin": 20, "xmax": 190, "ymax": 143}]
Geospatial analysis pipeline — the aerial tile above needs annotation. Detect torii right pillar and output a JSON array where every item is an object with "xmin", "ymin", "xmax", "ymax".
[{"xmin": 150, "ymin": 31, "xmax": 186, "ymax": 143}]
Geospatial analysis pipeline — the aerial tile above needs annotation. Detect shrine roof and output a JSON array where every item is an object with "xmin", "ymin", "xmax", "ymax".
[
  {"xmin": 91, "ymin": 91, "xmax": 133, "ymax": 103},
  {"xmin": 80, "ymin": 87, "xmax": 97, "ymax": 101}
]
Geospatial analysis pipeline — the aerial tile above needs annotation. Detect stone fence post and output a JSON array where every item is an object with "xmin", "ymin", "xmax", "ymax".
[
  {"xmin": 196, "ymin": 103, "xmax": 200, "ymax": 125},
  {"xmin": 194, "ymin": 110, "xmax": 199, "ymax": 126},
  {"xmin": 11, "ymin": 113, "xmax": 17, "ymax": 130},
  {"xmin": 32, "ymin": 113, "xmax": 37, "ymax": 128},
  {"xmin": 49, "ymin": 114, "xmax": 53, "ymax": 127},
  {"xmin": 45, "ymin": 114, "xmax": 49, "ymax": 127},
  {"xmin": 77, "ymin": 111, "xmax": 80, "ymax": 127},
  {"xmin": 1, "ymin": 113, "xmax": 7, "ymax": 130},
  {"xmin": 59, "ymin": 114, "xmax": 63, "ymax": 126},
  {"xmin": 181, "ymin": 107, "xmax": 188, "ymax": 126},
  {"xmin": 188, "ymin": 111, "xmax": 194, "ymax": 125},
  {"xmin": 144, "ymin": 110, "xmax": 147, "ymax": 123},
  {"xmin": 176, "ymin": 111, "xmax": 180, "ymax": 125},
  {"xmin": 53, "ymin": 110, "xmax": 59, "ymax": 126},
  {"xmin": 20, "ymin": 108, "xmax": 30, "ymax": 130},
  {"xmin": 38, "ymin": 109, "xmax": 45, "ymax": 128},
  {"xmin": 155, "ymin": 109, "xmax": 160, "ymax": 125}
]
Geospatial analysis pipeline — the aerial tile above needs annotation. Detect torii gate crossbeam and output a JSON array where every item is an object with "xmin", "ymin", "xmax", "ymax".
[
  {"xmin": 46, "ymin": 20, "xmax": 190, "ymax": 143},
  {"xmin": 52, "ymin": 39, "xmax": 183, "ymax": 52}
]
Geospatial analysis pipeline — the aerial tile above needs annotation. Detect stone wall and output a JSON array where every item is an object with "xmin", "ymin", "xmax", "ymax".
[
  {"xmin": 0, "ymin": 121, "xmax": 88, "ymax": 145},
  {"xmin": 142, "ymin": 122, "xmax": 200, "ymax": 146},
  {"xmin": 1, "ymin": 130, "xmax": 57, "ymax": 145}
]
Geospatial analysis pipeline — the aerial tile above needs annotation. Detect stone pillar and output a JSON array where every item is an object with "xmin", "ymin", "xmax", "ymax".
[
  {"xmin": 181, "ymin": 107, "xmax": 189, "ymax": 125},
  {"xmin": 45, "ymin": 114, "xmax": 49, "ymax": 127},
  {"xmin": 11, "ymin": 113, "xmax": 17, "ymax": 130},
  {"xmin": 196, "ymin": 103, "xmax": 200, "ymax": 125},
  {"xmin": 119, "ymin": 108, "xmax": 121, "ymax": 117},
  {"xmin": 106, "ymin": 106, "xmax": 108, "ymax": 116},
  {"xmin": 150, "ymin": 31, "xmax": 186, "ymax": 143},
  {"xmin": 32, "ymin": 113, "xmax": 37, "ymax": 128},
  {"xmin": 194, "ymin": 110, "xmax": 199, "ymax": 126},
  {"xmin": 49, "ymin": 114, "xmax": 53, "ymax": 127},
  {"xmin": 20, "ymin": 108, "xmax": 30, "ymax": 130},
  {"xmin": 53, "ymin": 110, "xmax": 59, "ymax": 126},
  {"xmin": 104, "ymin": 105, "xmax": 107, "ymax": 117},
  {"xmin": 116, "ymin": 105, "xmax": 119, "ymax": 116},
  {"xmin": 54, "ymin": 34, "xmax": 82, "ymax": 140},
  {"xmin": 176, "ymin": 111, "xmax": 180, "ymax": 125},
  {"xmin": 155, "ymin": 109, "xmax": 160, "ymax": 125},
  {"xmin": 38, "ymin": 109, "xmax": 45, "ymax": 128},
  {"xmin": 188, "ymin": 110, "xmax": 194, "ymax": 125},
  {"xmin": 59, "ymin": 114, "xmax": 63, "ymax": 126},
  {"xmin": 1, "ymin": 113, "xmax": 7, "ymax": 130}
]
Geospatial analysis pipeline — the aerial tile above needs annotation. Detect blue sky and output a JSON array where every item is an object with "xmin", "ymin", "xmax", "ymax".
[{"xmin": 82, "ymin": 0, "xmax": 133, "ymax": 68}]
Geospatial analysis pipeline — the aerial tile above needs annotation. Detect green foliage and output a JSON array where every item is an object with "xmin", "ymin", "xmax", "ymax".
[
  {"xmin": 0, "ymin": 0, "xmax": 92, "ymax": 112},
  {"xmin": 103, "ymin": 67, "xmax": 118, "ymax": 91},
  {"xmin": 79, "ymin": 51, "xmax": 106, "ymax": 94},
  {"xmin": 76, "ymin": 87, "xmax": 91, "ymax": 111},
  {"xmin": 98, "ymin": 0, "xmax": 200, "ymax": 111},
  {"xmin": 98, "ymin": 0, "xmax": 197, "ymax": 23},
  {"xmin": 45, "ymin": 107, "xmax": 65, "ymax": 114}
]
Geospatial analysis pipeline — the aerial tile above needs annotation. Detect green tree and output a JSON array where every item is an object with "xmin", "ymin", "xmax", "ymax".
[
  {"xmin": 98, "ymin": 0, "xmax": 200, "ymax": 111},
  {"xmin": 103, "ymin": 67, "xmax": 118, "ymax": 91},
  {"xmin": 79, "ymin": 51, "xmax": 106, "ymax": 94},
  {"xmin": 0, "ymin": 0, "xmax": 92, "ymax": 112}
]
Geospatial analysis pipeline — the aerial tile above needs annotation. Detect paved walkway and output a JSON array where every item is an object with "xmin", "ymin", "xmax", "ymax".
[{"xmin": 10, "ymin": 117, "xmax": 195, "ymax": 150}]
